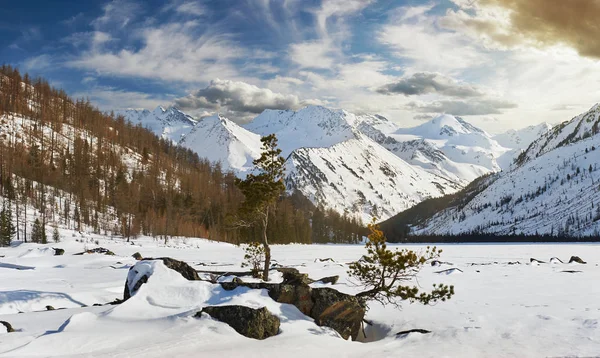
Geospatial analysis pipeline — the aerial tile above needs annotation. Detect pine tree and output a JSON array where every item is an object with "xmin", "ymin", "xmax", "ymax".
[
  {"xmin": 233, "ymin": 134, "xmax": 286, "ymax": 281},
  {"xmin": 31, "ymin": 218, "xmax": 47, "ymax": 244},
  {"xmin": 0, "ymin": 202, "xmax": 16, "ymax": 246},
  {"xmin": 52, "ymin": 226, "xmax": 60, "ymax": 243},
  {"xmin": 349, "ymin": 220, "xmax": 454, "ymax": 307}
]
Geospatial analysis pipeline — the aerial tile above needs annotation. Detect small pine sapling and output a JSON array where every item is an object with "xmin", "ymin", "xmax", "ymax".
[
  {"xmin": 241, "ymin": 242, "xmax": 266, "ymax": 279},
  {"xmin": 52, "ymin": 227, "xmax": 60, "ymax": 243}
]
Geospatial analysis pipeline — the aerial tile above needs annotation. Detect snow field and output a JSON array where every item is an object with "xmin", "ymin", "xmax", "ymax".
[{"xmin": 1, "ymin": 231, "xmax": 599, "ymax": 357}]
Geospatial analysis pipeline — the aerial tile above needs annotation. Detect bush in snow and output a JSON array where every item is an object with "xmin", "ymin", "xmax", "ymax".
[
  {"xmin": 241, "ymin": 242, "xmax": 265, "ymax": 279},
  {"xmin": 52, "ymin": 227, "xmax": 60, "ymax": 243},
  {"xmin": 349, "ymin": 220, "xmax": 454, "ymax": 307}
]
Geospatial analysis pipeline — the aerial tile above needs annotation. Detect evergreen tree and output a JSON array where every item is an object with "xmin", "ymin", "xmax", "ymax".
[
  {"xmin": 349, "ymin": 220, "xmax": 454, "ymax": 307},
  {"xmin": 52, "ymin": 226, "xmax": 60, "ymax": 243},
  {"xmin": 0, "ymin": 202, "xmax": 16, "ymax": 246},
  {"xmin": 233, "ymin": 134, "xmax": 286, "ymax": 281},
  {"xmin": 31, "ymin": 218, "xmax": 47, "ymax": 244}
]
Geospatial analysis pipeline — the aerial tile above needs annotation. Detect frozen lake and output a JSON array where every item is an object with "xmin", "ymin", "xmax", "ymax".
[{"xmin": 1, "ymin": 232, "xmax": 599, "ymax": 357}]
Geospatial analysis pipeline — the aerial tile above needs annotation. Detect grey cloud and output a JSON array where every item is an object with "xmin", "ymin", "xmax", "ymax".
[
  {"xmin": 377, "ymin": 73, "xmax": 484, "ymax": 97},
  {"xmin": 175, "ymin": 79, "xmax": 310, "ymax": 122}
]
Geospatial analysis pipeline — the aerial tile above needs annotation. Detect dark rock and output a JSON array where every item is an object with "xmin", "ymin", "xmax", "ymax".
[
  {"xmin": 281, "ymin": 269, "xmax": 312, "ymax": 286},
  {"xmin": 568, "ymin": 256, "xmax": 586, "ymax": 264},
  {"xmin": 275, "ymin": 284, "xmax": 314, "ymax": 315},
  {"xmin": 145, "ymin": 257, "xmax": 200, "ymax": 281},
  {"xmin": 93, "ymin": 303, "xmax": 103, "ymax": 307},
  {"xmin": 431, "ymin": 260, "xmax": 452, "ymax": 267},
  {"xmin": 45, "ymin": 305, "xmax": 55, "ymax": 311},
  {"xmin": 549, "ymin": 257, "xmax": 564, "ymax": 264},
  {"xmin": 197, "ymin": 305, "xmax": 280, "ymax": 340},
  {"xmin": 232, "ymin": 277, "xmax": 245, "ymax": 284},
  {"xmin": 53, "ymin": 248, "xmax": 64, "ymax": 256},
  {"xmin": 396, "ymin": 328, "xmax": 431, "ymax": 336},
  {"xmin": 315, "ymin": 301, "xmax": 365, "ymax": 340},
  {"xmin": 0, "ymin": 321, "xmax": 14, "ymax": 333},
  {"xmin": 530, "ymin": 258, "xmax": 545, "ymax": 264},
  {"xmin": 315, "ymin": 275, "xmax": 339, "ymax": 285},
  {"xmin": 561, "ymin": 270, "xmax": 583, "ymax": 273},
  {"xmin": 219, "ymin": 275, "xmax": 367, "ymax": 341},
  {"xmin": 132, "ymin": 252, "xmax": 142, "ymax": 260},
  {"xmin": 74, "ymin": 247, "xmax": 115, "ymax": 256},
  {"xmin": 314, "ymin": 258, "xmax": 335, "ymax": 263},
  {"xmin": 124, "ymin": 273, "xmax": 148, "ymax": 300},
  {"xmin": 311, "ymin": 287, "xmax": 366, "ymax": 340}
]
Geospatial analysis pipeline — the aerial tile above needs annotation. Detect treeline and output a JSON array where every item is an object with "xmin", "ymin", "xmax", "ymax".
[
  {"xmin": 386, "ymin": 233, "xmax": 600, "ymax": 244},
  {"xmin": 0, "ymin": 65, "xmax": 364, "ymax": 245}
]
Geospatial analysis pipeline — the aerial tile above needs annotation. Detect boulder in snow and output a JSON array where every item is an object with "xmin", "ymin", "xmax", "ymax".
[
  {"xmin": 53, "ymin": 248, "xmax": 64, "ymax": 256},
  {"xmin": 197, "ymin": 305, "xmax": 280, "ymax": 340},
  {"xmin": 123, "ymin": 257, "xmax": 200, "ymax": 300},
  {"xmin": 0, "ymin": 321, "xmax": 14, "ymax": 333},
  {"xmin": 568, "ymin": 256, "xmax": 586, "ymax": 264}
]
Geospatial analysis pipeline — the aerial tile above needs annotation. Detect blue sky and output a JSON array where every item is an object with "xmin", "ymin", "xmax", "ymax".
[{"xmin": 2, "ymin": 0, "xmax": 600, "ymax": 132}]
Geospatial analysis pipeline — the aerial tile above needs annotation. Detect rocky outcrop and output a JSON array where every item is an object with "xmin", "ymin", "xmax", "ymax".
[
  {"xmin": 53, "ymin": 248, "xmax": 64, "ymax": 256},
  {"xmin": 197, "ymin": 306, "xmax": 280, "ymax": 340},
  {"xmin": 220, "ymin": 272, "xmax": 366, "ymax": 340}
]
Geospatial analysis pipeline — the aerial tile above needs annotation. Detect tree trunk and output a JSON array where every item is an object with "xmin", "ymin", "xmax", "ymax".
[{"xmin": 262, "ymin": 214, "xmax": 271, "ymax": 281}]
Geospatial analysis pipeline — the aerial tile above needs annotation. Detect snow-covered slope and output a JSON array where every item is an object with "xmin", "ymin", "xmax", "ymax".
[
  {"xmin": 179, "ymin": 115, "xmax": 262, "ymax": 174},
  {"xmin": 403, "ymin": 104, "xmax": 600, "ymax": 237},
  {"xmin": 116, "ymin": 106, "xmax": 197, "ymax": 143}
]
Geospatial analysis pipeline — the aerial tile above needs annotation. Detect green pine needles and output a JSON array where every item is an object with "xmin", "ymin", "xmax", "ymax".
[
  {"xmin": 234, "ymin": 134, "xmax": 286, "ymax": 281},
  {"xmin": 349, "ymin": 220, "xmax": 454, "ymax": 307}
]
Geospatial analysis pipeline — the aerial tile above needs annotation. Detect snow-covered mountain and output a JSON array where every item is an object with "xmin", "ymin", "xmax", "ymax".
[
  {"xmin": 493, "ymin": 122, "xmax": 553, "ymax": 168},
  {"xmin": 115, "ymin": 106, "xmax": 197, "ymax": 143},
  {"xmin": 179, "ymin": 115, "xmax": 262, "ymax": 174},
  {"xmin": 113, "ymin": 104, "xmax": 552, "ymax": 222},
  {"xmin": 358, "ymin": 114, "xmax": 509, "ymax": 185},
  {"xmin": 243, "ymin": 106, "xmax": 462, "ymax": 221},
  {"xmin": 385, "ymin": 104, "xmax": 600, "ymax": 237},
  {"xmin": 493, "ymin": 122, "xmax": 553, "ymax": 150}
]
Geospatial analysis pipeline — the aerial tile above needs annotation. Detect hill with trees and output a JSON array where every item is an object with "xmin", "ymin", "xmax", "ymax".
[{"xmin": 0, "ymin": 65, "xmax": 363, "ymax": 245}]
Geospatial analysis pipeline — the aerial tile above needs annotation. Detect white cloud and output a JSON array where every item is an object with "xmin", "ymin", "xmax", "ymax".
[
  {"xmin": 73, "ymin": 86, "xmax": 170, "ymax": 111},
  {"xmin": 68, "ymin": 22, "xmax": 245, "ymax": 83},
  {"xmin": 289, "ymin": 40, "xmax": 335, "ymax": 69}
]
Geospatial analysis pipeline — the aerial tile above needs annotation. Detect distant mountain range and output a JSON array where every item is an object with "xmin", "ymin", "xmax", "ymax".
[
  {"xmin": 117, "ymin": 105, "xmax": 552, "ymax": 222},
  {"xmin": 382, "ymin": 104, "xmax": 600, "ymax": 237}
]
